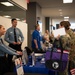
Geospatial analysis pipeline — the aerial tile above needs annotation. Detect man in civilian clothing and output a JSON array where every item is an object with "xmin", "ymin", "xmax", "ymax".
[
  {"xmin": 31, "ymin": 24, "xmax": 42, "ymax": 52},
  {"xmin": 4, "ymin": 18, "xmax": 24, "ymax": 72}
]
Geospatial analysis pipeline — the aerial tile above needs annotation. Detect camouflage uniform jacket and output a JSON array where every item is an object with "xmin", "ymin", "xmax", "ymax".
[
  {"xmin": 51, "ymin": 34, "xmax": 71, "ymax": 51},
  {"xmin": 66, "ymin": 29, "xmax": 75, "ymax": 62}
]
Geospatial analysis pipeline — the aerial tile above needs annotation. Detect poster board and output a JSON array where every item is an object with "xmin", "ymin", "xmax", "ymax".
[{"xmin": 15, "ymin": 58, "xmax": 24, "ymax": 75}]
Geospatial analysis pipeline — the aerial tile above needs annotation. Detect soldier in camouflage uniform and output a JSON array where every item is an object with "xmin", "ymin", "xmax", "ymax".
[
  {"xmin": 65, "ymin": 21, "xmax": 75, "ymax": 75},
  {"xmin": 51, "ymin": 21, "xmax": 71, "ymax": 75},
  {"xmin": 58, "ymin": 21, "xmax": 71, "ymax": 75},
  {"xmin": 58, "ymin": 21, "xmax": 75, "ymax": 75}
]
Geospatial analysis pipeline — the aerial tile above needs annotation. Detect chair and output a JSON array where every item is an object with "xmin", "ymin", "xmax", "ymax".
[{"xmin": 25, "ymin": 47, "xmax": 32, "ymax": 56}]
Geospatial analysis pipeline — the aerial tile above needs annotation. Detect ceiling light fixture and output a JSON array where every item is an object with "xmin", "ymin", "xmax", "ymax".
[
  {"xmin": 64, "ymin": 16, "xmax": 69, "ymax": 21},
  {"xmin": 64, "ymin": 17, "xmax": 69, "ymax": 18},
  {"xmin": 16, "ymin": 18, "xmax": 20, "ymax": 21},
  {"xmin": 63, "ymin": 0, "xmax": 73, "ymax": 3},
  {"xmin": 1, "ymin": 2, "xmax": 14, "ymax": 6},
  {"xmin": 59, "ymin": 9, "xmax": 62, "ymax": 11},
  {"xmin": 3, "ymin": 15, "xmax": 11, "ymax": 18}
]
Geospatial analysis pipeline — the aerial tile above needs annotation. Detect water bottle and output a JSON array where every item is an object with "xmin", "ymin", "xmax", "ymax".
[
  {"xmin": 22, "ymin": 49, "xmax": 28, "ymax": 65},
  {"xmin": 32, "ymin": 52, "xmax": 35, "ymax": 66}
]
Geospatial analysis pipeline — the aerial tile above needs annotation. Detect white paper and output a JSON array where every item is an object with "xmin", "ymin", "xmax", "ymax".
[
  {"xmin": 31, "ymin": 52, "xmax": 36, "ymax": 66},
  {"xmin": 53, "ymin": 28, "xmax": 66, "ymax": 37},
  {"xmin": 15, "ymin": 58, "xmax": 24, "ymax": 75}
]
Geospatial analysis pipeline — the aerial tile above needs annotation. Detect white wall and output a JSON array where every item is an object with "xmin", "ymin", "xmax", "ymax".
[
  {"xmin": 52, "ymin": 18, "xmax": 64, "ymax": 27},
  {"xmin": 52, "ymin": 18, "xmax": 75, "ymax": 29},
  {"xmin": 0, "ymin": 16, "xmax": 27, "ymax": 50}
]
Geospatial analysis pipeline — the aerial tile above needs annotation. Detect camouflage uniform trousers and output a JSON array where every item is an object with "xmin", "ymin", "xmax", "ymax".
[{"xmin": 69, "ymin": 48, "xmax": 75, "ymax": 69}]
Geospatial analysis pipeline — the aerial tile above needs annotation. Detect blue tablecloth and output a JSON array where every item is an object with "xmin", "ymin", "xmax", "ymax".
[
  {"xmin": 14, "ymin": 55, "xmax": 55, "ymax": 75},
  {"xmin": 23, "ymin": 55, "xmax": 55, "ymax": 75}
]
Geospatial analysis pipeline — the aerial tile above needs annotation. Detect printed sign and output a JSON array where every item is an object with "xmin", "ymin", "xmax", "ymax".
[{"xmin": 15, "ymin": 58, "xmax": 24, "ymax": 75}]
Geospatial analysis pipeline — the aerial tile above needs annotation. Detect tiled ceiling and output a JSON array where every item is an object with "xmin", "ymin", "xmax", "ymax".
[
  {"xmin": 0, "ymin": 0, "xmax": 75, "ymax": 22},
  {"xmin": 30, "ymin": 0, "xmax": 75, "ymax": 20}
]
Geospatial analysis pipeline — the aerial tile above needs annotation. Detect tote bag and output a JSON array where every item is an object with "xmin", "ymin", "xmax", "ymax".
[{"xmin": 45, "ymin": 47, "xmax": 69, "ymax": 72}]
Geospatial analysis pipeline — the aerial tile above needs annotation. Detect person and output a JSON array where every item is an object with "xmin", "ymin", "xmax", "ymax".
[
  {"xmin": 31, "ymin": 24, "xmax": 42, "ymax": 52},
  {"xmin": 0, "ymin": 25, "xmax": 22, "ymax": 75},
  {"xmin": 51, "ymin": 21, "xmax": 71, "ymax": 75},
  {"xmin": 4, "ymin": 18, "xmax": 24, "ymax": 72},
  {"xmin": 58, "ymin": 21, "xmax": 71, "ymax": 75},
  {"xmin": 44, "ymin": 30, "xmax": 50, "ymax": 42},
  {"xmin": 64, "ymin": 21, "xmax": 75, "ymax": 75},
  {"xmin": 43, "ymin": 30, "xmax": 50, "ymax": 47}
]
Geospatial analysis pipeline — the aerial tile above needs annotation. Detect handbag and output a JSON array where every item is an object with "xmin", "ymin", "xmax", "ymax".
[{"xmin": 45, "ymin": 38, "xmax": 69, "ymax": 72}]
